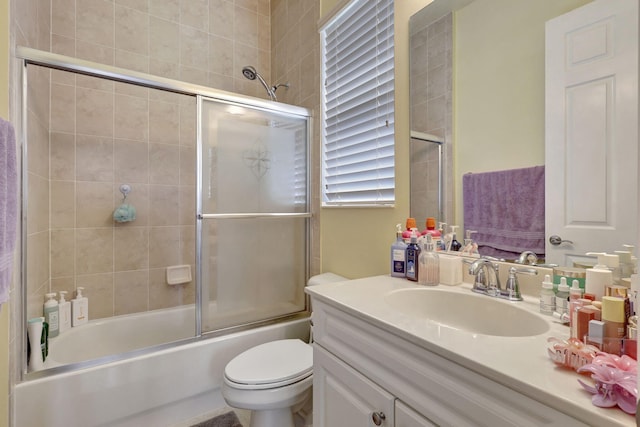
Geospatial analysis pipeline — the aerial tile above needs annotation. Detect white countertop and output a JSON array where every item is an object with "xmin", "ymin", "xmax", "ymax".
[{"xmin": 306, "ymin": 275, "xmax": 637, "ymax": 427}]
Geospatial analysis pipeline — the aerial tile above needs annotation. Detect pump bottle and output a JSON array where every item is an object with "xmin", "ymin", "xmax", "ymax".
[
  {"xmin": 390, "ymin": 224, "xmax": 407, "ymax": 278},
  {"xmin": 405, "ymin": 230, "xmax": 421, "ymax": 282},
  {"xmin": 44, "ymin": 293, "xmax": 59, "ymax": 338},
  {"xmin": 72, "ymin": 287, "xmax": 89, "ymax": 327},
  {"xmin": 58, "ymin": 291, "xmax": 72, "ymax": 333},
  {"xmin": 418, "ymin": 234, "xmax": 439, "ymax": 286}
]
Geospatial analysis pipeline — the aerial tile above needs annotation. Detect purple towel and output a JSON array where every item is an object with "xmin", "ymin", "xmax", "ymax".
[
  {"xmin": 463, "ymin": 166, "xmax": 545, "ymax": 259},
  {"xmin": 0, "ymin": 118, "xmax": 18, "ymax": 306}
]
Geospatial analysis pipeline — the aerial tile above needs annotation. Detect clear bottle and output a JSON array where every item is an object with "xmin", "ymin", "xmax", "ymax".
[
  {"xmin": 554, "ymin": 277, "xmax": 570, "ymax": 317},
  {"xmin": 539, "ymin": 274, "xmax": 555, "ymax": 315},
  {"xmin": 405, "ymin": 230, "xmax": 421, "ymax": 282},
  {"xmin": 418, "ymin": 234, "xmax": 439, "ymax": 286},
  {"xmin": 390, "ymin": 224, "xmax": 407, "ymax": 278},
  {"xmin": 43, "ymin": 293, "xmax": 59, "ymax": 338}
]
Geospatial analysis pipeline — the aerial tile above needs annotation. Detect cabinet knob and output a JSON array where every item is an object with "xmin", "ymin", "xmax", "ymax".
[{"xmin": 371, "ymin": 411, "xmax": 386, "ymax": 425}]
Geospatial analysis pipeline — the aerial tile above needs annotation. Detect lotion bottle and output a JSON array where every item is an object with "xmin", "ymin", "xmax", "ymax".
[
  {"xmin": 554, "ymin": 277, "xmax": 570, "ymax": 317},
  {"xmin": 72, "ymin": 287, "xmax": 88, "ymax": 326},
  {"xmin": 58, "ymin": 291, "xmax": 71, "ymax": 333},
  {"xmin": 405, "ymin": 230, "xmax": 421, "ymax": 282},
  {"xmin": 539, "ymin": 275, "xmax": 555, "ymax": 315},
  {"xmin": 390, "ymin": 224, "xmax": 407, "ymax": 277},
  {"xmin": 418, "ymin": 234, "xmax": 439, "ymax": 286},
  {"xmin": 43, "ymin": 293, "xmax": 59, "ymax": 338}
]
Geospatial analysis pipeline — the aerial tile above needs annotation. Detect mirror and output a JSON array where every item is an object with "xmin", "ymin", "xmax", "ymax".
[{"xmin": 409, "ymin": 0, "xmax": 637, "ymax": 262}]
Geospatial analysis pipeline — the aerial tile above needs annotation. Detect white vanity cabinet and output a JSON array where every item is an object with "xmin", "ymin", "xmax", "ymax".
[{"xmin": 310, "ymin": 297, "xmax": 588, "ymax": 427}]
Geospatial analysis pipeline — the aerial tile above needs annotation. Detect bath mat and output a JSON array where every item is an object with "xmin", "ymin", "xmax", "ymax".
[{"xmin": 190, "ymin": 411, "xmax": 243, "ymax": 427}]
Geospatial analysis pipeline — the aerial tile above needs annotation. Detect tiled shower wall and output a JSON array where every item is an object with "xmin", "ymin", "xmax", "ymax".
[
  {"xmin": 18, "ymin": 0, "xmax": 322, "ymax": 320},
  {"xmin": 409, "ymin": 13, "xmax": 453, "ymax": 226},
  {"xmin": 23, "ymin": 0, "xmax": 274, "ymax": 320}
]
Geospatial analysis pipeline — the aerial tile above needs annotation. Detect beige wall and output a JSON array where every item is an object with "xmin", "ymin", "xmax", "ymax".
[
  {"xmin": 453, "ymin": 0, "xmax": 591, "ymax": 225},
  {"xmin": 319, "ymin": 1, "xmax": 434, "ymax": 279},
  {"xmin": 1, "ymin": 0, "xmax": 9, "ymax": 422}
]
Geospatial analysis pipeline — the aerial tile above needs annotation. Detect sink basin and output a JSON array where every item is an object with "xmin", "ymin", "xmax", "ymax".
[{"xmin": 385, "ymin": 288, "xmax": 550, "ymax": 337}]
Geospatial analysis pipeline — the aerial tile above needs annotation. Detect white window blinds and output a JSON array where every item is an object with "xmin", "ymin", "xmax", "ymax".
[{"xmin": 321, "ymin": 0, "xmax": 395, "ymax": 206}]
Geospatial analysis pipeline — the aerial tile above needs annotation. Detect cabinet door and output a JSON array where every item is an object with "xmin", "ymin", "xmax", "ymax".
[
  {"xmin": 313, "ymin": 344, "xmax": 395, "ymax": 427},
  {"xmin": 395, "ymin": 401, "xmax": 437, "ymax": 427}
]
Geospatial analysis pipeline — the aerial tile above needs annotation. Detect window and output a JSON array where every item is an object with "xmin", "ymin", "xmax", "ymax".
[{"xmin": 321, "ymin": 0, "xmax": 395, "ymax": 206}]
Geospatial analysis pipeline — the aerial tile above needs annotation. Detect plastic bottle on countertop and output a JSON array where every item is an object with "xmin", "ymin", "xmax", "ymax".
[
  {"xmin": 58, "ymin": 291, "xmax": 71, "ymax": 333},
  {"xmin": 390, "ymin": 224, "xmax": 407, "ymax": 278},
  {"xmin": 72, "ymin": 287, "xmax": 89, "ymax": 327},
  {"xmin": 540, "ymin": 275, "xmax": 555, "ymax": 315},
  {"xmin": 554, "ymin": 277, "xmax": 570, "ymax": 317},
  {"xmin": 402, "ymin": 218, "xmax": 417, "ymax": 242},
  {"xmin": 43, "ymin": 293, "xmax": 59, "ymax": 338},
  {"xmin": 460, "ymin": 230, "xmax": 479, "ymax": 257},
  {"xmin": 448, "ymin": 225, "xmax": 462, "ymax": 252},
  {"xmin": 438, "ymin": 222, "xmax": 447, "ymax": 251},
  {"xmin": 418, "ymin": 234, "xmax": 439, "ymax": 286},
  {"xmin": 405, "ymin": 230, "xmax": 421, "ymax": 282},
  {"xmin": 586, "ymin": 252, "xmax": 621, "ymax": 285}
]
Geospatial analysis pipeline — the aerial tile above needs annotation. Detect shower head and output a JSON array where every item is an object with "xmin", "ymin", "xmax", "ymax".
[
  {"xmin": 242, "ymin": 65, "xmax": 258, "ymax": 81},
  {"xmin": 241, "ymin": 65, "xmax": 286, "ymax": 102}
]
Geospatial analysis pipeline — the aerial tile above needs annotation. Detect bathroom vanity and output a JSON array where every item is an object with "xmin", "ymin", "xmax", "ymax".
[{"xmin": 306, "ymin": 276, "xmax": 635, "ymax": 426}]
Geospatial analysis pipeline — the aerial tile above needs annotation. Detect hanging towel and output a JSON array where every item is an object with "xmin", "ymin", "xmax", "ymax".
[
  {"xmin": 463, "ymin": 165, "xmax": 545, "ymax": 259},
  {"xmin": 0, "ymin": 117, "xmax": 18, "ymax": 306}
]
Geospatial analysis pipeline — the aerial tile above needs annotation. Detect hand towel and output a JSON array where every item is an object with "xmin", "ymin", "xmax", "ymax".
[
  {"xmin": 0, "ymin": 117, "xmax": 18, "ymax": 306},
  {"xmin": 463, "ymin": 165, "xmax": 545, "ymax": 260}
]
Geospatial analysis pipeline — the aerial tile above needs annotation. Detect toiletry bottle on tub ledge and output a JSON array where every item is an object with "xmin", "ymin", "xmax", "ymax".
[{"xmin": 72, "ymin": 287, "xmax": 88, "ymax": 327}]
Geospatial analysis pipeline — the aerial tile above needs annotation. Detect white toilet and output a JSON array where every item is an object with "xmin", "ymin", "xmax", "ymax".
[{"xmin": 222, "ymin": 273, "xmax": 347, "ymax": 427}]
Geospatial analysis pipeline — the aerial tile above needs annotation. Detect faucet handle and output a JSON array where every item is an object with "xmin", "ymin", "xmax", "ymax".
[{"xmin": 502, "ymin": 267, "xmax": 537, "ymax": 301}]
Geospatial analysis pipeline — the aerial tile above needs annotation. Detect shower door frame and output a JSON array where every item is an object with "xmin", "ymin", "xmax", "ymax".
[{"xmin": 16, "ymin": 46, "xmax": 312, "ymax": 379}]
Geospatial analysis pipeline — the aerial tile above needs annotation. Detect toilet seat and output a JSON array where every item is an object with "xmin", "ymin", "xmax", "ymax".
[{"xmin": 224, "ymin": 339, "xmax": 312, "ymax": 390}]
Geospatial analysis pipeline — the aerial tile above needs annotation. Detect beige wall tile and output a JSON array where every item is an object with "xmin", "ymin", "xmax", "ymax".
[
  {"xmin": 51, "ymin": 83, "xmax": 76, "ymax": 133},
  {"xmin": 149, "ymin": 143, "xmax": 180, "ymax": 184},
  {"xmin": 208, "ymin": 35, "xmax": 233, "ymax": 76},
  {"xmin": 180, "ymin": 226, "xmax": 195, "ymax": 265},
  {"xmin": 76, "ymin": 272, "xmax": 114, "ymax": 319},
  {"xmin": 180, "ymin": 0, "xmax": 208, "ymax": 31},
  {"xmin": 179, "ymin": 146, "xmax": 195, "ymax": 185},
  {"xmin": 149, "ymin": 267, "xmax": 193, "ymax": 309},
  {"xmin": 149, "ymin": 185, "xmax": 179, "ymax": 225},
  {"xmin": 149, "ymin": 226, "xmax": 180, "ymax": 267},
  {"xmin": 115, "ymin": 81, "xmax": 149, "ymax": 99},
  {"xmin": 76, "ymin": 40, "xmax": 115, "ymax": 65},
  {"xmin": 179, "ymin": 101, "xmax": 197, "ymax": 146},
  {"xmin": 76, "ymin": 86, "xmax": 115, "ymax": 137},
  {"xmin": 76, "ymin": 228, "xmax": 114, "ymax": 275},
  {"xmin": 51, "ymin": 229, "xmax": 75, "ymax": 278},
  {"xmin": 114, "ymin": 227, "xmax": 149, "ymax": 271},
  {"xmin": 116, "ymin": 0, "xmax": 149, "ymax": 14},
  {"xmin": 149, "ymin": 17, "xmax": 180, "ymax": 63},
  {"xmin": 115, "ymin": 49, "xmax": 150, "ymax": 74},
  {"xmin": 52, "ymin": 0, "xmax": 76, "ymax": 39},
  {"xmin": 150, "ymin": 0, "xmax": 179, "ymax": 22},
  {"xmin": 149, "ymin": 100, "xmax": 180, "ymax": 144},
  {"xmin": 76, "ymin": 0, "xmax": 115, "ymax": 48},
  {"xmin": 114, "ymin": 139, "xmax": 149, "ymax": 183},
  {"xmin": 50, "ymin": 132, "xmax": 75, "ymax": 181},
  {"xmin": 209, "ymin": 0, "xmax": 234, "ymax": 37},
  {"xmin": 149, "ymin": 58, "xmax": 180, "ymax": 80},
  {"xmin": 234, "ymin": 4, "xmax": 257, "ymax": 48},
  {"xmin": 50, "ymin": 180, "xmax": 75, "ymax": 229},
  {"xmin": 76, "ymin": 182, "xmax": 115, "ymax": 228},
  {"xmin": 179, "ymin": 186, "xmax": 195, "ymax": 226},
  {"xmin": 114, "ymin": 270, "xmax": 149, "ymax": 315},
  {"xmin": 76, "ymin": 135, "xmax": 114, "ymax": 182},
  {"xmin": 115, "ymin": 93, "xmax": 149, "ymax": 141},
  {"xmin": 179, "ymin": 65, "xmax": 208, "ymax": 86},
  {"xmin": 51, "ymin": 278, "xmax": 76, "ymax": 302},
  {"xmin": 180, "ymin": 26, "xmax": 209, "ymax": 70}
]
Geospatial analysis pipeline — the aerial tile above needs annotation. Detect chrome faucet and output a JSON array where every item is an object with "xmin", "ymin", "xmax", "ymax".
[
  {"xmin": 469, "ymin": 258, "xmax": 502, "ymax": 297},
  {"xmin": 516, "ymin": 251, "xmax": 538, "ymax": 265},
  {"xmin": 503, "ymin": 267, "xmax": 538, "ymax": 301}
]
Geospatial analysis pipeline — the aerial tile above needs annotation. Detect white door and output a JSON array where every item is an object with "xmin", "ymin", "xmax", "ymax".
[{"xmin": 545, "ymin": 0, "xmax": 638, "ymax": 266}]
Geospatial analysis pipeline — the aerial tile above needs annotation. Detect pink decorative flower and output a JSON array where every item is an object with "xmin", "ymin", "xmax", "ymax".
[
  {"xmin": 577, "ymin": 363, "xmax": 637, "ymax": 415},
  {"xmin": 589, "ymin": 353, "xmax": 637, "ymax": 374}
]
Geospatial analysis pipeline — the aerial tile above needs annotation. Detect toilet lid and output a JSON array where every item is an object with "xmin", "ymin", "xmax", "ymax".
[{"xmin": 225, "ymin": 339, "xmax": 312, "ymax": 386}]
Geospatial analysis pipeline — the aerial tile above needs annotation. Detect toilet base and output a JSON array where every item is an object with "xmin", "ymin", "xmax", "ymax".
[{"xmin": 250, "ymin": 408, "xmax": 295, "ymax": 427}]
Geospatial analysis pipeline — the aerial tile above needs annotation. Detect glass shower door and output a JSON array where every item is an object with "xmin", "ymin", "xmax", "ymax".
[{"xmin": 198, "ymin": 97, "xmax": 310, "ymax": 333}]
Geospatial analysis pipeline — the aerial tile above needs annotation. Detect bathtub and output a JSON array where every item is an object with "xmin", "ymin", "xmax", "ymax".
[{"xmin": 14, "ymin": 306, "xmax": 310, "ymax": 427}]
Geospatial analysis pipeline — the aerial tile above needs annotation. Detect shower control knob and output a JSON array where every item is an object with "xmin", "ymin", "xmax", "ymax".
[
  {"xmin": 549, "ymin": 235, "xmax": 574, "ymax": 246},
  {"xmin": 371, "ymin": 411, "xmax": 386, "ymax": 425}
]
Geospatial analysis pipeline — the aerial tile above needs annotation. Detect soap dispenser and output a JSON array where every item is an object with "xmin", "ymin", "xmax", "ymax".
[
  {"xmin": 390, "ymin": 224, "xmax": 407, "ymax": 278},
  {"xmin": 72, "ymin": 287, "xmax": 88, "ymax": 327},
  {"xmin": 418, "ymin": 234, "xmax": 439, "ymax": 286},
  {"xmin": 405, "ymin": 230, "xmax": 421, "ymax": 282},
  {"xmin": 448, "ymin": 225, "xmax": 462, "ymax": 252},
  {"xmin": 460, "ymin": 230, "xmax": 479, "ymax": 257},
  {"xmin": 58, "ymin": 291, "xmax": 71, "ymax": 333},
  {"xmin": 43, "ymin": 293, "xmax": 59, "ymax": 338}
]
